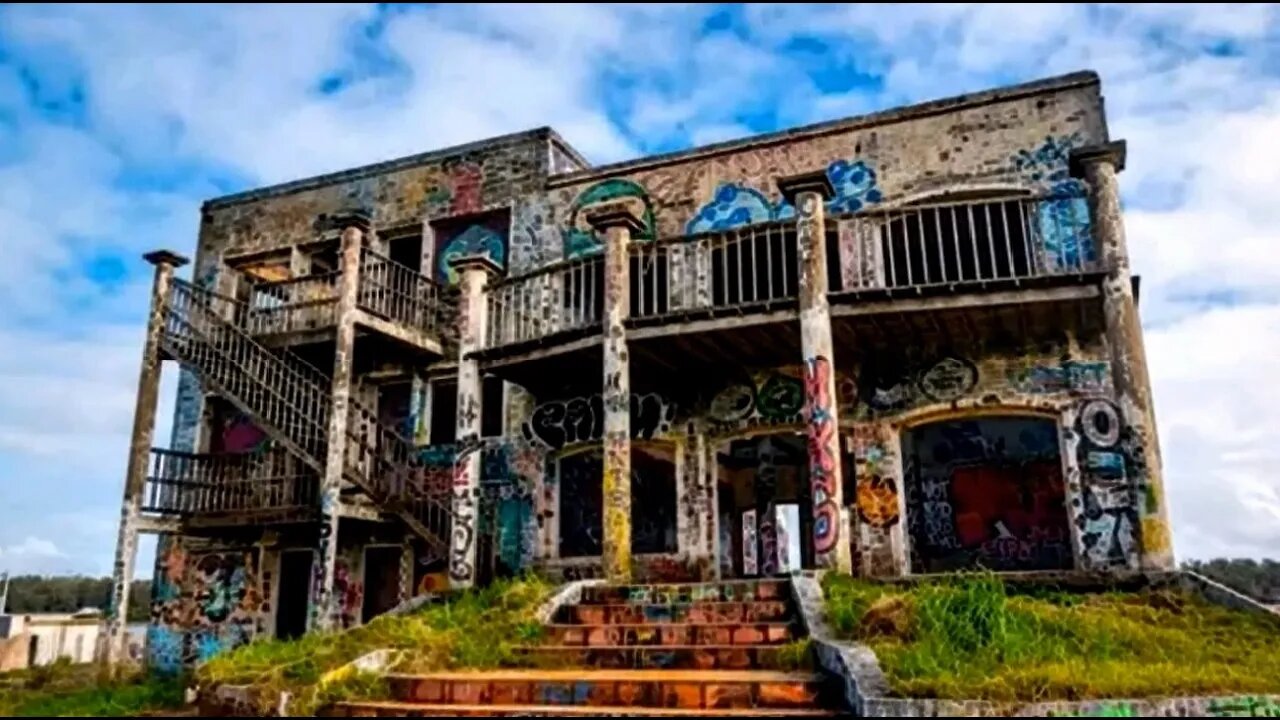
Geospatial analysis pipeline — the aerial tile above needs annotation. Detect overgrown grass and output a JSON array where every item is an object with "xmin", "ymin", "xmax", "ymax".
[
  {"xmin": 0, "ymin": 660, "xmax": 186, "ymax": 717},
  {"xmin": 823, "ymin": 572, "xmax": 1280, "ymax": 701},
  {"xmin": 196, "ymin": 575, "xmax": 552, "ymax": 714}
]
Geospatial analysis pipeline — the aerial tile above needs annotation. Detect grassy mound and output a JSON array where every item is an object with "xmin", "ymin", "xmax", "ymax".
[
  {"xmin": 823, "ymin": 572, "xmax": 1280, "ymax": 701},
  {"xmin": 196, "ymin": 575, "xmax": 552, "ymax": 714},
  {"xmin": 0, "ymin": 660, "xmax": 186, "ymax": 717}
]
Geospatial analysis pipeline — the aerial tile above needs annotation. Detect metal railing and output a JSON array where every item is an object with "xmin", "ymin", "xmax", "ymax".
[
  {"xmin": 483, "ymin": 254, "xmax": 604, "ymax": 348},
  {"xmin": 141, "ymin": 447, "xmax": 317, "ymax": 516},
  {"xmin": 242, "ymin": 273, "xmax": 341, "ymax": 336},
  {"xmin": 629, "ymin": 220, "xmax": 799, "ymax": 320},
  {"xmin": 358, "ymin": 247, "xmax": 452, "ymax": 337},
  {"xmin": 164, "ymin": 279, "xmax": 334, "ymax": 462},
  {"xmin": 160, "ymin": 278, "xmax": 451, "ymax": 554},
  {"xmin": 845, "ymin": 194, "xmax": 1097, "ymax": 291}
]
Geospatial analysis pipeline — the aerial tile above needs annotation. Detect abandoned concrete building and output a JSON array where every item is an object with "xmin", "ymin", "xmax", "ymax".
[{"xmin": 104, "ymin": 70, "xmax": 1172, "ymax": 671}]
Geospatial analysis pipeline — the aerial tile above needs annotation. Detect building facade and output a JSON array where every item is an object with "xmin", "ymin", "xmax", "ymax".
[{"xmin": 105, "ymin": 70, "xmax": 1173, "ymax": 672}]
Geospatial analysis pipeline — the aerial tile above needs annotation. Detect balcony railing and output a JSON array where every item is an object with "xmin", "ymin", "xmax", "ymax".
[
  {"xmin": 841, "ymin": 194, "xmax": 1097, "ymax": 291},
  {"xmin": 141, "ymin": 447, "xmax": 318, "ymax": 517},
  {"xmin": 243, "ymin": 272, "xmax": 340, "ymax": 336},
  {"xmin": 358, "ymin": 247, "xmax": 453, "ymax": 338},
  {"xmin": 229, "ymin": 248, "xmax": 455, "ymax": 343},
  {"xmin": 629, "ymin": 220, "xmax": 800, "ymax": 321},
  {"xmin": 483, "ymin": 253, "xmax": 604, "ymax": 348}
]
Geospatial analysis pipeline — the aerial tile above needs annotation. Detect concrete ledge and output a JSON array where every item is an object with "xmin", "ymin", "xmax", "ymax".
[
  {"xmin": 790, "ymin": 570, "xmax": 1280, "ymax": 717},
  {"xmin": 535, "ymin": 578, "xmax": 606, "ymax": 625}
]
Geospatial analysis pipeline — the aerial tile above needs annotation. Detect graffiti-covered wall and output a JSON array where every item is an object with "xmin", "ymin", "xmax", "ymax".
[
  {"xmin": 537, "ymin": 73, "xmax": 1103, "ymax": 261},
  {"xmin": 148, "ymin": 537, "xmax": 264, "ymax": 675}
]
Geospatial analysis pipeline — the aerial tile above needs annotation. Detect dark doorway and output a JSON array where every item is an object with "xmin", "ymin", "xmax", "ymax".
[
  {"xmin": 276, "ymin": 550, "xmax": 313, "ymax": 640},
  {"xmin": 362, "ymin": 546, "xmax": 403, "ymax": 623},
  {"xmin": 388, "ymin": 232, "xmax": 424, "ymax": 273},
  {"xmin": 903, "ymin": 416, "xmax": 1072, "ymax": 573},
  {"xmin": 557, "ymin": 445, "xmax": 678, "ymax": 558},
  {"xmin": 716, "ymin": 434, "xmax": 811, "ymax": 578}
]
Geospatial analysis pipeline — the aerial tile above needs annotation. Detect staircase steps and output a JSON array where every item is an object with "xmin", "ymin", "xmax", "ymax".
[
  {"xmin": 327, "ymin": 701, "xmax": 842, "ymax": 717},
  {"xmin": 513, "ymin": 645, "xmax": 795, "ymax": 670},
  {"xmin": 562, "ymin": 601, "xmax": 792, "ymax": 625},
  {"xmin": 544, "ymin": 621, "xmax": 795, "ymax": 647},
  {"xmin": 324, "ymin": 579, "xmax": 850, "ymax": 717},
  {"xmin": 326, "ymin": 668, "xmax": 838, "ymax": 717}
]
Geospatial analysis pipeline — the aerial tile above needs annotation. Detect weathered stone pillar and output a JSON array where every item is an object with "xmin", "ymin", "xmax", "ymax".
[
  {"xmin": 587, "ymin": 203, "xmax": 645, "ymax": 584},
  {"xmin": 1071, "ymin": 141, "xmax": 1173, "ymax": 570},
  {"xmin": 778, "ymin": 172, "xmax": 852, "ymax": 574},
  {"xmin": 315, "ymin": 214, "xmax": 367, "ymax": 631},
  {"xmin": 448, "ymin": 253, "xmax": 501, "ymax": 588},
  {"xmin": 105, "ymin": 249, "xmax": 188, "ymax": 664}
]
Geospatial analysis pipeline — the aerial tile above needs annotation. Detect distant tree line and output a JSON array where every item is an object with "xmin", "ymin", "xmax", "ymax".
[
  {"xmin": 2, "ymin": 575, "xmax": 151, "ymax": 622},
  {"xmin": 1182, "ymin": 558, "xmax": 1280, "ymax": 603}
]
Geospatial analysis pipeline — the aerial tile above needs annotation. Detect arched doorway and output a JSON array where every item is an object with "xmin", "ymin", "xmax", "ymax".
[{"xmin": 903, "ymin": 415, "xmax": 1072, "ymax": 573}]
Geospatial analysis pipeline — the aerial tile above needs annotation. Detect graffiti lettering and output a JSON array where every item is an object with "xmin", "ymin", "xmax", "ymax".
[
  {"xmin": 1080, "ymin": 399, "xmax": 1120, "ymax": 448},
  {"xmin": 1011, "ymin": 360, "xmax": 1110, "ymax": 395},
  {"xmin": 805, "ymin": 356, "xmax": 840, "ymax": 558},
  {"xmin": 523, "ymin": 393, "xmax": 675, "ymax": 450},
  {"xmin": 918, "ymin": 356, "xmax": 978, "ymax": 402}
]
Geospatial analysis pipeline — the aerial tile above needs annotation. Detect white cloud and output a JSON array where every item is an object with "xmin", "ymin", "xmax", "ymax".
[{"xmin": 0, "ymin": 537, "xmax": 65, "ymax": 558}]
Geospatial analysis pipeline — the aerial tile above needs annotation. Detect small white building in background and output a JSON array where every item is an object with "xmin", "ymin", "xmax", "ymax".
[{"xmin": 0, "ymin": 609, "xmax": 146, "ymax": 670}]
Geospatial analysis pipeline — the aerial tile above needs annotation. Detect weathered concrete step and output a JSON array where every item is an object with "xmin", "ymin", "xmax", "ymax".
[
  {"xmin": 580, "ymin": 579, "xmax": 790, "ymax": 605},
  {"xmin": 513, "ymin": 644, "xmax": 800, "ymax": 670},
  {"xmin": 386, "ymin": 669, "xmax": 824, "ymax": 709},
  {"xmin": 546, "ymin": 622, "xmax": 795, "ymax": 647},
  {"xmin": 562, "ymin": 600, "xmax": 792, "ymax": 625},
  {"xmin": 329, "ymin": 701, "xmax": 842, "ymax": 717}
]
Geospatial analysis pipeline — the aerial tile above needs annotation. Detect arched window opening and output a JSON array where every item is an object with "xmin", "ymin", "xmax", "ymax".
[{"xmin": 903, "ymin": 415, "xmax": 1072, "ymax": 573}]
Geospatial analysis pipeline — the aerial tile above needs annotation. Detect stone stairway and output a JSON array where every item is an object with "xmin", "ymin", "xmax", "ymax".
[{"xmin": 328, "ymin": 578, "xmax": 849, "ymax": 717}]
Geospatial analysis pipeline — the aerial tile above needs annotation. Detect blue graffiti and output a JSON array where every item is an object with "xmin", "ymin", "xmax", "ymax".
[
  {"xmin": 826, "ymin": 159, "xmax": 884, "ymax": 214},
  {"xmin": 437, "ymin": 224, "xmax": 506, "ymax": 285},
  {"xmin": 687, "ymin": 183, "xmax": 776, "ymax": 233},
  {"xmin": 774, "ymin": 158, "xmax": 884, "ymax": 219},
  {"xmin": 147, "ymin": 626, "xmax": 183, "ymax": 675},
  {"xmin": 1012, "ymin": 135, "xmax": 1096, "ymax": 270}
]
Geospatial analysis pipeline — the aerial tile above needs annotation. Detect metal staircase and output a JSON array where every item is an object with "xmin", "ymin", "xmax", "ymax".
[{"xmin": 159, "ymin": 277, "xmax": 452, "ymax": 557}]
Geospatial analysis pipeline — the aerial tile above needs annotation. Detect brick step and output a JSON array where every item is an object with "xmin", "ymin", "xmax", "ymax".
[
  {"xmin": 386, "ymin": 669, "xmax": 825, "ymax": 709},
  {"xmin": 328, "ymin": 701, "xmax": 843, "ymax": 717},
  {"xmin": 580, "ymin": 579, "xmax": 790, "ymax": 606},
  {"xmin": 513, "ymin": 644, "xmax": 800, "ymax": 670},
  {"xmin": 562, "ymin": 600, "xmax": 793, "ymax": 625},
  {"xmin": 546, "ymin": 622, "xmax": 795, "ymax": 647}
]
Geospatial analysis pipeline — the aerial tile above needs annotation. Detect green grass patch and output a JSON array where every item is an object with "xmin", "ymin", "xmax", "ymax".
[
  {"xmin": 196, "ymin": 575, "xmax": 552, "ymax": 714},
  {"xmin": 0, "ymin": 660, "xmax": 186, "ymax": 717},
  {"xmin": 822, "ymin": 572, "xmax": 1280, "ymax": 701}
]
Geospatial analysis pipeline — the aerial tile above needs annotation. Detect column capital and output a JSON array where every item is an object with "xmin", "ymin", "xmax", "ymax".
[
  {"xmin": 142, "ymin": 249, "xmax": 190, "ymax": 268},
  {"xmin": 329, "ymin": 208, "xmax": 374, "ymax": 233},
  {"xmin": 1069, "ymin": 140, "xmax": 1126, "ymax": 178},
  {"xmin": 584, "ymin": 201, "xmax": 646, "ymax": 235},
  {"xmin": 776, "ymin": 170, "xmax": 835, "ymax": 206},
  {"xmin": 448, "ymin": 253, "xmax": 504, "ymax": 279}
]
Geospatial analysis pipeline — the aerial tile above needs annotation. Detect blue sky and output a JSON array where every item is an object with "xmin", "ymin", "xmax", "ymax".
[{"xmin": 2, "ymin": 3, "xmax": 1279, "ymax": 577}]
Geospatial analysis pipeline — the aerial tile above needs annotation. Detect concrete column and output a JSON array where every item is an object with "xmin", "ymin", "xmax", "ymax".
[
  {"xmin": 587, "ymin": 203, "xmax": 645, "ymax": 584},
  {"xmin": 778, "ymin": 172, "xmax": 852, "ymax": 574},
  {"xmin": 399, "ymin": 534, "xmax": 415, "ymax": 604},
  {"xmin": 1071, "ymin": 141, "xmax": 1173, "ymax": 570},
  {"xmin": 315, "ymin": 214, "xmax": 368, "ymax": 631},
  {"xmin": 447, "ymin": 253, "xmax": 501, "ymax": 588},
  {"xmin": 104, "ymin": 249, "xmax": 188, "ymax": 664}
]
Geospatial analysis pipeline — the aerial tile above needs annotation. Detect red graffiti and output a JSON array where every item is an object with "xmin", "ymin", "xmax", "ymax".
[
  {"xmin": 805, "ymin": 356, "xmax": 839, "ymax": 555},
  {"xmin": 448, "ymin": 162, "xmax": 483, "ymax": 215}
]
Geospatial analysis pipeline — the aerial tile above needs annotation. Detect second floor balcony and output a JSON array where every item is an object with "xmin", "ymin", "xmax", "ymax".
[
  {"xmin": 472, "ymin": 192, "xmax": 1107, "ymax": 391},
  {"xmin": 232, "ymin": 245, "xmax": 456, "ymax": 359}
]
